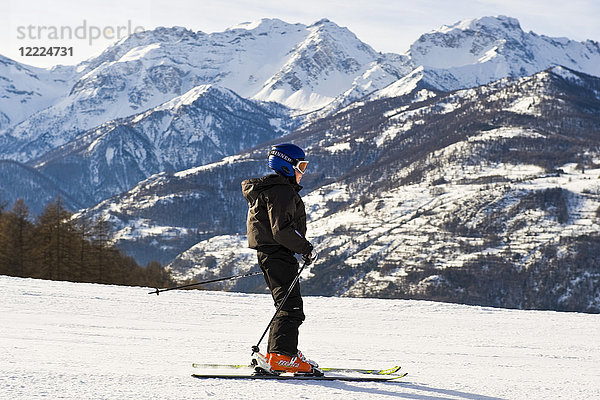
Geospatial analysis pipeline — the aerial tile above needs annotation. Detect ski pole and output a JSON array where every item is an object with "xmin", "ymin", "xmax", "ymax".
[
  {"xmin": 251, "ymin": 250, "xmax": 318, "ymax": 354},
  {"xmin": 148, "ymin": 270, "xmax": 262, "ymax": 295}
]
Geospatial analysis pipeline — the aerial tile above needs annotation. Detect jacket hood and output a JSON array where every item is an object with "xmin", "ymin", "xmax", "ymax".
[{"xmin": 241, "ymin": 174, "xmax": 301, "ymax": 204}]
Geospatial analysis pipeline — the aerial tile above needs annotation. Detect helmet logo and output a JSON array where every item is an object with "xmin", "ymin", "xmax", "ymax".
[{"xmin": 269, "ymin": 149, "xmax": 295, "ymax": 164}]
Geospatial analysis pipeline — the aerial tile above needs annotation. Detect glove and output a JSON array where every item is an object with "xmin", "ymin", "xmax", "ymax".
[{"xmin": 302, "ymin": 243, "xmax": 316, "ymax": 266}]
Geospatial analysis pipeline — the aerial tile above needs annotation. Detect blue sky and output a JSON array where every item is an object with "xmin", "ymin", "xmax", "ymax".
[{"xmin": 4, "ymin": 0, "xmax": 600, "ymax": 68}]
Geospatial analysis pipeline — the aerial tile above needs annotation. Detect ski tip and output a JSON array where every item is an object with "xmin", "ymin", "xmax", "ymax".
[
  {"xmin": 379, "ymin": 365, "xmax": 402, "ymax": 375},
  {"xmin": 391, "ymin": 372, "xmax": 408, "ymax": 379}
]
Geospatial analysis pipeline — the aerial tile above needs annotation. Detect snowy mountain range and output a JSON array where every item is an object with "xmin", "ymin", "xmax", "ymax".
[
  {"xmin": 1, "ymin": 16, "xmax": 600, "ymax": 311},
  {"xmin": 1, "ymin": 16, "xmax": 599, "ymax": 164},
  {"xmin": 2, "ymin": 16, "xmax": 600, "ymax": 206},
  {"xmin": 0, "ymin": 19, "xmax": 406, "ymax": 162},
  {"xmin": 77, "ymin": 65, "xmax": 600, "ymax": 312}
]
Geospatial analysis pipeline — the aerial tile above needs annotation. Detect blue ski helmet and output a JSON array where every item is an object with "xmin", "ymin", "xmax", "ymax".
[{"xmin": 268, "ymin": 143, "xmax": 306, "ymax": 177}]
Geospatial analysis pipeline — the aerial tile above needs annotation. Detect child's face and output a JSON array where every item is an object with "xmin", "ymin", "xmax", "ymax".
[{"xmin": 295, "ymin": 170, "xmax": 303, "ymax": 184}]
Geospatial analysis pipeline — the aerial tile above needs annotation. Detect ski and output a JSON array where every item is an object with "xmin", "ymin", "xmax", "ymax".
[
  {"xmin": 191, "ymin": 372, "xmax": 407, "ymax": 382},
  {"xmin": 321, "ymin": 365, "xmax": 402, "ymax": 376},
  {"xmin": 192, "ymin": 363, "xmax": 402, "ymax": 376}
]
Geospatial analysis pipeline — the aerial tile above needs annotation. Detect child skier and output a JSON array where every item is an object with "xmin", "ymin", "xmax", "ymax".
[{"xmin": 241, "ymin": 143, "xmax": 318, "ymax": 375}]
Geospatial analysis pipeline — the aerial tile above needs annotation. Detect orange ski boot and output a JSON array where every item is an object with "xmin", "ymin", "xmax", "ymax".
[{"xmin": 267, "ymin": 352, "xmax": 313, "ymax": 374}]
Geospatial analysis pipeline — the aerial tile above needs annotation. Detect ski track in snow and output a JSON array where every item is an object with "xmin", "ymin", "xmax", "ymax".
[{"xmin": 1, "ymin": 276, "xmax": 599, "ymax": 399}]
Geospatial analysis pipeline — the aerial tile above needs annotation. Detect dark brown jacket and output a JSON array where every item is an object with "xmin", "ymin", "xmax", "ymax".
[{"xmin": 241, "ymin": 174, "xmax": 311, "ymax": 255}]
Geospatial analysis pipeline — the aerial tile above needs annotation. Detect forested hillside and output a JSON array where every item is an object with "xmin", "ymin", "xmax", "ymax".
[{"xmin": 0, "ymin": 198, "xmax": 173, "ymax": 288}]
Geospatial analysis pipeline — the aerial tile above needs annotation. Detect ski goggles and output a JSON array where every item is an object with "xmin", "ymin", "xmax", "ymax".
[
  {"xmin": 294, "ymin": 160, "xmax": 309, "ymax": 174},
  {"xmin": 269, "ymin": 149, "xmax": 309, "ymax": 174}
]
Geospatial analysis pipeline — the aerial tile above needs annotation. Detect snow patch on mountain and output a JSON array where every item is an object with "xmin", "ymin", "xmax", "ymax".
[
  {"xmin": 505, "ymin": 95, "xmax": 541, "ymax": 115},
  {"xmin": 372, "ymin": 67, "xmax": 427, "ymax": 99},
  {"xmin": 157, "ymin": 85, "xmax": 216, "ymax": 110},
  {"xmin": 117, "ymin": 43, "xmax": 162, "ymax": 63}
]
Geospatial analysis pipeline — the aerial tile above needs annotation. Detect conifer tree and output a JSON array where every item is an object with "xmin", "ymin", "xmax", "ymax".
[
  {"xmin": 33, "ymin": 198, "xmax": 72, "ymax": 280},
  {"xmin": 0, "ymin": 199, "xmax": 34, "ymax": 277}
]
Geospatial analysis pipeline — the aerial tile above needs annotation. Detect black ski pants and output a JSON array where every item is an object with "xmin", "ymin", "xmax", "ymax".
[{"xmin": 257, "ymin": 245, "xmax": 305, "ymax": 356}]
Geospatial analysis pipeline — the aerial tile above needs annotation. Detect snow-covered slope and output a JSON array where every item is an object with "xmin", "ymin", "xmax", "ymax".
[{"xmin": 1, "ymin": 276, "xmax": 599, "ymax": 399}]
